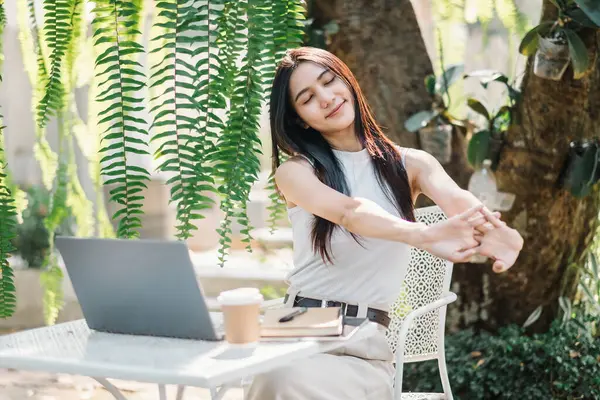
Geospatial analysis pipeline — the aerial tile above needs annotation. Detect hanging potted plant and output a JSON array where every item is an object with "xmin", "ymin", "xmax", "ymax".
[
  {"xmin": 519, "ymin": 0, "xmax": 600, "ymax": 81},
  {"xmin": 463, "ymin": 70, "xmax": 521, "ymax": 170},
  {"xmin": 404, "ymin": 64, "xmax": 464, "ymax": 164}
]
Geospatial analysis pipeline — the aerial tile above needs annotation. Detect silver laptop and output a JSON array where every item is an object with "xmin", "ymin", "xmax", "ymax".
[{"xmin": 55, "ymin": 236, "xmax": 223, "ymax": 341}]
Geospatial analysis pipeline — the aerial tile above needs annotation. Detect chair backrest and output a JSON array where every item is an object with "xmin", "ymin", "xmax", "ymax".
[{"xmin": 385, "ymin": 206, "xmax": 453, "ymax": 361}]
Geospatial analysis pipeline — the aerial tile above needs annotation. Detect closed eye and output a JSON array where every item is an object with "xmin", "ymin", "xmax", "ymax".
[
  {"xmin": 324, "ymin": 77, "xmax": 335, "ymax": 85},
  {"xmin": 303, "ymin": 95, "xmax": 313, "ymax": 104}
]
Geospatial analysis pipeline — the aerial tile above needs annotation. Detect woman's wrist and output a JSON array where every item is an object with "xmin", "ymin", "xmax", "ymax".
[{"xmin": 399, "ymin": 221, "xmax": 428, "ymax": 248}]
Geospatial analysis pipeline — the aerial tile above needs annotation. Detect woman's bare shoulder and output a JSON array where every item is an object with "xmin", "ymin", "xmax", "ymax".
[
  {"xmin": 277, "ymin": 155, "xmax": 314, "ymax": 174},
  {"xmin": 400, "ymin": 147, "xmax": 437, "ymax": 172}
]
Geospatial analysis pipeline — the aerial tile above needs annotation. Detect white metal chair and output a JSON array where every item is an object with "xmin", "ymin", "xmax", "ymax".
[{"xmin": 387, "ymin": 205, "xmax": 455, "ymax": 400}]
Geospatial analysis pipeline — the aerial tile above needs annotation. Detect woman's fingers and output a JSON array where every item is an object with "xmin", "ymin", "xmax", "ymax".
[
  {"xmin": 471, "ymin": 211, "xmax": 501, "ymax": 228},
  {"xmin": 468, "ymin": 215, "xmax": 487, "ymax": 227},
  {"xmin": 458, "ymin": 204, "xmax": 484, "ymax": 221},
  {"xmin": 493, "ymin": 260, "xmax": 508, "ymax": 273},
  {"xmin": 453, "ymin": 247, "xmax": 479, "ymax": 263},
  {"xmin": 480, "ymin": 207, "xmax": 506, "ymax": 228},
  {"xmin": 475, "ymin": 222, "xmax": 494, "ymax": 234}
]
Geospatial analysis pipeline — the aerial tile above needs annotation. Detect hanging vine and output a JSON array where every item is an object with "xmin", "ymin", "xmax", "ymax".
[
  {"xmin": 93, "ymin": 0, "xmax": 150, "ymax": 239},
  {"xmin": 0, "ymin": 0, "xmax": 18, "ymax": 319}
]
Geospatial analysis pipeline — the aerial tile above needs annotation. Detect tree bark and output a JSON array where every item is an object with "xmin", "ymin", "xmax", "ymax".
[
  {"xmin": 460, "ymin": 1, "xmax": 600, "ymax": 331},
  {"xmin": 311, "ymin": 0, "xmax": 600, "ymax": 332}
]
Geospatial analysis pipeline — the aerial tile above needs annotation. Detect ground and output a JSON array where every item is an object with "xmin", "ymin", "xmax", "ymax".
[{"xmin": 0, "ymin": 369, "xmax": 244, "ymax": 400}]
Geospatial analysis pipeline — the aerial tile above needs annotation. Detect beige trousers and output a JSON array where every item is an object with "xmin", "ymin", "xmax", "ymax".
[{"xmin": 245, "ymin": 325, "xmax": 395, "ymax": 400}]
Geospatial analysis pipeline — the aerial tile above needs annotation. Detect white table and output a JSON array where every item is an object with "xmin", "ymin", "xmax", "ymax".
[{"xmin": 0, "ymin": 317, "xmax": 378, "ymax": 400}]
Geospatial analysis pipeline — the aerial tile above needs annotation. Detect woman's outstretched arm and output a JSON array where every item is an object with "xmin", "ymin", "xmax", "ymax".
[
  {"xmin": 404, "ymin": 148, "xmax": 524, "ymax": 272},
  {"xmin": 275, "ymin": 156, "xmax": 484, "ymax": 263}
]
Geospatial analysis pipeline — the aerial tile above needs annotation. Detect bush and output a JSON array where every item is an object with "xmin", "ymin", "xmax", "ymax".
[
  {"xmin": 13, "ymin": 186, "xmax": 73, "ymax": 268},
  {"xmin": 403, "ymin": 314, "xmax": 600, "ymax": 399}
]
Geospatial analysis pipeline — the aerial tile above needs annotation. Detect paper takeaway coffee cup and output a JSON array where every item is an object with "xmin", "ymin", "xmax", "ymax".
[{"xmin": 217, "ymin": 288, "xmax": 263, "ymax": 344}]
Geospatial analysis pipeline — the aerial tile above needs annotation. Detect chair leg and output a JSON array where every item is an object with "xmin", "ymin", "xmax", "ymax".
[
  {"xmin": 393, "ymin": 360, "xmax": 405, "ymax": 400},
  {"xmin": 438, "ymin": 355, "xmax": 453, "ymax": 400}
]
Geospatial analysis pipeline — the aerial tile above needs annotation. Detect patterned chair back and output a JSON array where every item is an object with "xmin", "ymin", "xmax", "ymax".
[{"xmin": 385, "ymin": 206, "xmax": 453, "ymax": 361}]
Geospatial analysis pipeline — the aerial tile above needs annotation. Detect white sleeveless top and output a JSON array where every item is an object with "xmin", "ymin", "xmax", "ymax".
[{"xmin": 285, "ymin": 147, "xmax": 412, "ymax": 309}]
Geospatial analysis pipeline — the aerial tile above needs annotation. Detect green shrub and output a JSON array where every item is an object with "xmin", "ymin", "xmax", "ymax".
[
  {"xmin": 403, "ymin": 314, "xmax": 600, "ymax": 399},
  {"xmin": 13, "ymin": 186, "xmax": 73, "ymax": 268}
]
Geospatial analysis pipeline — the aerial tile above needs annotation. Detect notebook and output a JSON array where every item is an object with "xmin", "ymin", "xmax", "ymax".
[{"xmin": 261, "ymin": 307, "xmax": 344, "ymax": 338}]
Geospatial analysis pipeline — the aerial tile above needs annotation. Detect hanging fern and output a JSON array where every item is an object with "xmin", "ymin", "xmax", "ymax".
[
  {"xmin": 40, "ymin": 146, "xmax": 69, "ymax": 325},
  {"xmin": 64, "ymin": 0, "xmax": 93, "ymax": 238},
  {"xmin": 36, "ymin": 0, "xmax": 76, "ymax": 130},
  {"xmin": 0, "ymin": 0, "xmax": 17, "ymax": 319},
  {"xmin": 93, "ymin": 0, "xmax": 150, "ymax": 239},
  {"xmin": 149, "ymin": 0, "xmax": 224, "ymax": 240},
  {"xmin": 265, "ymin": 0, "xmax": 304, "ymax": 233},
  {"xmin": 0, "ymin": 139, "xmax": 17, "ymax": 320},
  {"xmin": 17, "ymin": 0, "xmax": 58, "ymax": 190},
  {"xmin": 80, "ymin": 69, "xmax": 115, "ymax": 238},
  {"xmin": 213, "ymin": 0, "xmax": 273, "ymax": 265},
  {"xmin": 37, "ymin": 0, "xmax": 91, "ymax": 325},
  {"xmin": 273, "ymin": 0, "xmax": 305, "ymax": 59}
]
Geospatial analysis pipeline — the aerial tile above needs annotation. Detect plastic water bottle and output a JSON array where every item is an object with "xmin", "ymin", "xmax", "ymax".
[{"xmin": 468, "ymin": 159, "xmax": 497, "ymax": 208}]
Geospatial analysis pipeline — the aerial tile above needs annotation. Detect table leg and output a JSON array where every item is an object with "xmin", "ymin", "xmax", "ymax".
[
  {"xmin": 210, "ymin": 383, "xmax": 233, "ymax": 400},
  {"xmin": 158, "ymin": 384, "xmax": 167, "ymax": 400},
  {"xmin": 175, "ymin": 385, "xmax": 186, "ymax": 400},
  {"xmin": 94, "ymin": 378, "xmax": 129, "ymax": 400}
]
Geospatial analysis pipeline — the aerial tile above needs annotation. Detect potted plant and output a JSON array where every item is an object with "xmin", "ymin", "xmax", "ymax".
[
  {"xmin": 404, "ymin": 64, "xmax": 465, "ymax": 164},
  {"xmin": 519, "ymin": 0, "xmax": 600, "ymax": 81},
  {"xmin": 463, "ymin": 70, "xmax": 521, "ymax": 170}
]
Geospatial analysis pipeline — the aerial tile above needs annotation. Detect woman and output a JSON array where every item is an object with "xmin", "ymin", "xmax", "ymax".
[{"xmin": 247, "ymin": 47, "xmax": 523, "ymax": 400}]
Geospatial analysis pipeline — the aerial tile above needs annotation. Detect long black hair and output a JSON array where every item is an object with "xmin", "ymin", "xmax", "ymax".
[{"xmin": 270, "ymin": 46, "xmax": 415, "ymax": 264}]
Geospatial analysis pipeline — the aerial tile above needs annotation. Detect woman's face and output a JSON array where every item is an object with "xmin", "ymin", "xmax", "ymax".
[{"xmin": 288, "ymin": 61, "xmax": 355, "ymax": 135}]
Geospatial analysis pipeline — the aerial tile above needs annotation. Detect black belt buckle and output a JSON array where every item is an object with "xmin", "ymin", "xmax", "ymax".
[{"xmin": 290, "ymin": 296, "xmax": 390, "ymax": 328}]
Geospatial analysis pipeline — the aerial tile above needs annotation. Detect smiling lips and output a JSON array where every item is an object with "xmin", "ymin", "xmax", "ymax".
[{"xmin": 326, "ymin": 101, "xmax": 345, "ymax": 118}]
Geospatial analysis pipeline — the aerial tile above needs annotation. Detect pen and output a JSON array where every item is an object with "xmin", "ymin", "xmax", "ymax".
[{"xmin": 278, "ymin": 307, "xmax": 308, "ymax": 323}]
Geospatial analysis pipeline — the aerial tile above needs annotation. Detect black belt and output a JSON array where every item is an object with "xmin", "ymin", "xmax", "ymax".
[{"xmin": 284, "ymin": 294, "xmax": 390, "ymax": 329}]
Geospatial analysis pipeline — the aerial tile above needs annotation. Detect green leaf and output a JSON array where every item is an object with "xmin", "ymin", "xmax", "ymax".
[
  {"xmin": 467, "ymin": 98, "xmax": 491, "ymax": 121},
  {"xmin": 564, "ymin": 29, "xmax": 589, "ymax": 79},
  {"xmin": 0, "ymin": 139, "xmax": 18, "ymax": 318},
  {"xmin": 522, "ymin": 305, "xmax": 543, "ymax": 329},
  {"xmin": 404, "ymin": 110, "xmax": 438, "ymax": 133},
  {"xmin": 492, "ymin": 105, "xmax": 512, "ymax": 133},
  {"xmin": 573, "ymin": 0, "xmax": 600, "ymax": 26},
  {"xmin": 424, "ymin": 74, "xmax": 436, "ymax": 96},
  {"xmin": 467, "ymin": 130, "xmax": 491, "ymax": 167},
  {"xmin": 558, "ymin": 296, "xmax": 572, "ymax": 326},
  {"xmin": 568, "ymin": 8, "xmax": 599, "ymax": 28},
  {"xmin": 436, "ymin": 64, "xmax": 464, "ymax": 95},
  {"xmin": 519, "ymin": 22, "xmax": 554, "ymax": 56},
  {"xmin": 464, "ymin": 69, "xmax": 508, "ymax": 88}
]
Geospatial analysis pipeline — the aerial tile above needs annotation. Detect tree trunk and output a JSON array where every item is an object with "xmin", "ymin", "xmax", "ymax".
[
  {"xmin": 311, "ymin": 0, "xmax": 600, "ymax": 332},
  {"xmin": 456, "ymin": 1, "xmax": 600, "ymax": 331}
]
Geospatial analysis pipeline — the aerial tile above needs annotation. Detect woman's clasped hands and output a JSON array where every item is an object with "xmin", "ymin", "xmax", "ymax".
[{"xmin": 419, "ymin": 204, "xmax": 524, "ymax": 272}]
